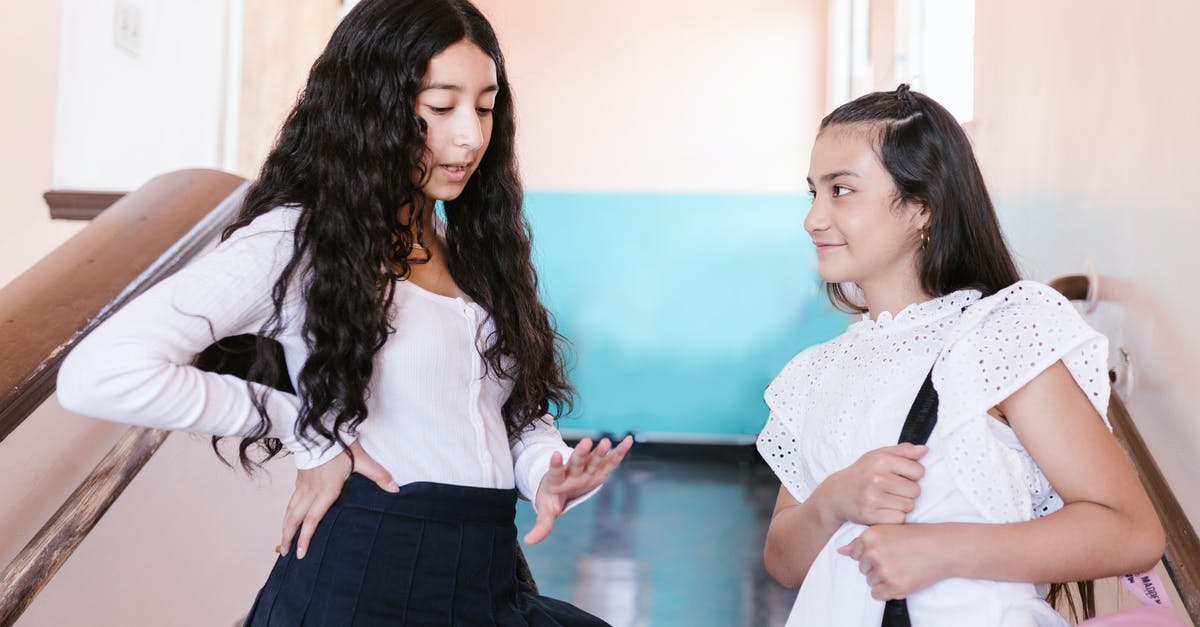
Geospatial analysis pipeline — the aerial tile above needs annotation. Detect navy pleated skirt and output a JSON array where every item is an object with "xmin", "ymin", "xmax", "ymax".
[{"xmin": 244, "ymin": 475, "xmax": 609, "ymax": 626}]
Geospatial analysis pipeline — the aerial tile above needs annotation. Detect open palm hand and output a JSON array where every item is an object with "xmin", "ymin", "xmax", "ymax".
[{"xmin": 524, "ymin": 435, "xmax": 634, "ymax": 545}]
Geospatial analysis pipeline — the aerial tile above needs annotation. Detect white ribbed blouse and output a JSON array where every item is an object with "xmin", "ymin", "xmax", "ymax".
[{"xmin": 57, "ymin": 206, "xmax": 575, "ymax": 503}]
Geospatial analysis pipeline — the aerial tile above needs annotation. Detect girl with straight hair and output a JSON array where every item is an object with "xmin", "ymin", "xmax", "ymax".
[
  {"xmin": 58, "ymin": 0, "xmax": 629, "ymax": 624},
  {"xmin": 758, "ymin": 85, "xmax": 1163, "ymax": 626}
]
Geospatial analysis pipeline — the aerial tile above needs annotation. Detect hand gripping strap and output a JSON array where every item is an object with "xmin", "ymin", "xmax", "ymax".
[{"xmin": 882, "ymin": 366, "xmax": 939, "ymax": 627}]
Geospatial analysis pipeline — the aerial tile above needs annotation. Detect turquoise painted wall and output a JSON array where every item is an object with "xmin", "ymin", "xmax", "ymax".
[{"xmin": 523, "ymin": 192, "xmax": 848, "ymax": 438}]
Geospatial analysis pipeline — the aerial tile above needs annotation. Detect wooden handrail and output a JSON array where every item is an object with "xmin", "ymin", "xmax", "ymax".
[
  {"xmin": 0, "ymin": 169, "xmax": 247, "ymax": 444},
  {"xmin": 0, "ymin": 169, "xmax": 247, "ymax": 625},
  {"xmin": 1050, "ymin": 275, "xmax": 1200, "ymax": 624}
]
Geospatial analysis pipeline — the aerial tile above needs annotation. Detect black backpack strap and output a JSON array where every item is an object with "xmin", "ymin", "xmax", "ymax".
[
  {"xmin": 897, "ymin": 368, "xmax": 939, "ymax": 446},
  {"xmin": 882, "ymin": 594, "xmax": 915, "ymax": 627},
  {"xmin": 881, "ymin": 366, "xmax": 939, "ymax": 627},
  {"xmin": 882, "ymin": 301, "xmax": 968, "ymax": 626},
  {"xmin": 881, "ymin": 303, "xmax": 969, "ymax": 626}
]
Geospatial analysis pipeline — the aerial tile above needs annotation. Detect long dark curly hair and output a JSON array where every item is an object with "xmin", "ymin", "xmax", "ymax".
[{"xmin": 212, "ymin": 0, "xmax": 574, "ymax": 469}]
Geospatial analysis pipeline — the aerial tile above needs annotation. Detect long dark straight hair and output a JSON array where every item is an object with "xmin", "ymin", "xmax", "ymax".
[
  {"xmin": 818, "ymin": 84, "xmax": 1021, "ymax": 312},
  {"xmin": 820, "ymin": 85, "xmax": 1093, "ymax": 619},
  {"xmin": 211, "ymin": 0, "xmax": 573, "ymax": 469}
]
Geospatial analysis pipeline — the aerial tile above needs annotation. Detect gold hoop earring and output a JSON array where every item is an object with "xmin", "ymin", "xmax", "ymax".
[{"xmin": 919, "ymin": 228, "xmax": 930, "ymax": 250}]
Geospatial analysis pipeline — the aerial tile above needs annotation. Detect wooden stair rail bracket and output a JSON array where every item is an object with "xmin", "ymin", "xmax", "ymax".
[
  {"xmin": 1049, "ymin": 274, "xmax": 1200, "ymax": 625},
  {"xmin": 43, "ymin": 190, "xmax": 127, "ymax": 220}
]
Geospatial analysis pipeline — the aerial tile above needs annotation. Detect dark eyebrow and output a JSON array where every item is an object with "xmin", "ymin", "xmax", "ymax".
[
  {"xmin": 806, "ymin": 170, "xmax": 861, "ymax": 185},
  {"xmin": 422, "ymin": 83, "xmax": 499, "ymax": 94}
]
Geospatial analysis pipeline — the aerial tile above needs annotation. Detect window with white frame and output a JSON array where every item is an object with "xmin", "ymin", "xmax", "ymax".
[
  {"xmin": 827, "ymin": 0, "xmax": 872, "ymax": 111},
  {"xmin": 829, "ymin": 0, "xmax": 975, "ymax": 123},
  {"xmin": 894, "ymin": 0, "xmax": 975, "ymax": 122}
]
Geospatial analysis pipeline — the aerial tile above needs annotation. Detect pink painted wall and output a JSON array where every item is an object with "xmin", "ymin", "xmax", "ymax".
[
  {"xmin": 474, "ymin": 0, "xmax": 829, "ymax": 195},
  {"xmin": 0, "ymin": 398, "xmax": 297, "ymax": 626},
  {"xmin": 0, "ymin": 1, "xmax": 84, "ymax": 289},
  {"xmin": 970, "ymin": 0, "xmax": 1200, "ymax": 531}
]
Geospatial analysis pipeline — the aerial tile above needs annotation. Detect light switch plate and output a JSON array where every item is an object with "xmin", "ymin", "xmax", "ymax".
[{"xmin": 113, "ymin": 1, "xmax": 142, "ymax": 57}]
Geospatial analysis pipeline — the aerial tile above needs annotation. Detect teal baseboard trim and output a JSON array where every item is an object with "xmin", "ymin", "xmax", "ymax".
[
  {"xmin": 558, "ymin": 429, "xmax": 769, "ymax": 465},
  {"xmin": 558, "ymin": 428, "xmax": 757, "ymax": 446}
]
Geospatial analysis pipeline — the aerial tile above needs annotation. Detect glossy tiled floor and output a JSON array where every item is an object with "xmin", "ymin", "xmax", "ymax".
[{"xmin": 514, "ymin": 450, "xmax": 797, "ymax": 626}]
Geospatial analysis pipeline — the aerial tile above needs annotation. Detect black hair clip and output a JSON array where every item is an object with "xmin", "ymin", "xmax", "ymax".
[{"xmin": 894, "ymin": 83, "xmax": 919, "ymax": 109}]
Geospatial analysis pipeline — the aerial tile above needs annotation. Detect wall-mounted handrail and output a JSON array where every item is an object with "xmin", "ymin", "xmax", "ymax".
[
  {"xmin": 0, "ymin": 169, "xmax": 247, "ymax": 444},
  {"xmin": 0, "ymin": 169, "xmax": 247, "ymax": 625},
  {"xmin": 1050, "ymin": 274, "xmax": 1200, "ymax": 625}
]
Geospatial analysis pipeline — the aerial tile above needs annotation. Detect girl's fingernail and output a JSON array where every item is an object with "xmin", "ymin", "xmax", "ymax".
[{"xmin": 297, "ymin": 548, "xmax": 306, "ymax": 559}]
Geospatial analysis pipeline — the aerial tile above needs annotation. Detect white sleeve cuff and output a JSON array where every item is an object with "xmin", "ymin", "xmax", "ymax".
[
  {"xmin": 288, "ymin": 435, "xmax": 353, "ymax": 470},
  {"xmin": 267, "ymin": 392, "xmax": 354, "ymax": 470},
  {"xmin": 511, "ymin": 418, "xmax": 605, "ymax": 515}
]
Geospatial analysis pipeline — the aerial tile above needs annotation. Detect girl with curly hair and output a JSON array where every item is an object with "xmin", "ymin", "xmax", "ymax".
[{"xmin": 58, "ymin": 0, "xmax": 629, "ymax": 624}]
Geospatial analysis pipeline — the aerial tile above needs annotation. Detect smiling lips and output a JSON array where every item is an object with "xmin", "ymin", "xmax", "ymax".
[{"xmin": 813, "ymin": 241, "xmax": 846, "ymax": 254}]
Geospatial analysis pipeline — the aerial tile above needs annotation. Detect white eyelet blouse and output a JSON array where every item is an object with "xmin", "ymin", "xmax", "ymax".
[
  {"xmin": 57, "ymin": 206, "xmax": 579, "ymax": 505},
  {"xmin": 758, "ymin": 282, "xmax": 1110, "ymax": 627}
]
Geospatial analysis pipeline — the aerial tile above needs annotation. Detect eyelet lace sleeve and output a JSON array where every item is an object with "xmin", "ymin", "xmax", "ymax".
[
  {"xmin": 757, "ymin": 347, "xmax": 825, "ymax": 501},
  {"xmin": 933, "ymin": 280, "xmax": 1110, "ymax": 522}
]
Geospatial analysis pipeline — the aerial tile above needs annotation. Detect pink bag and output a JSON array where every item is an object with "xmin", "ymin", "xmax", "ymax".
[{"xmin": 1077, "ymin": 571, "xmax": 1190, "ymax": 626}]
